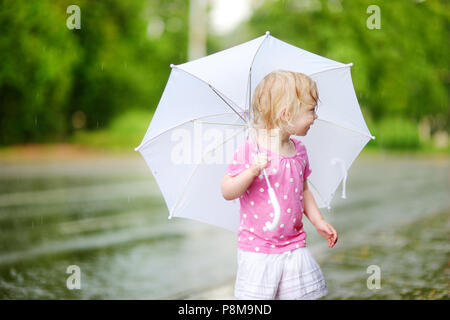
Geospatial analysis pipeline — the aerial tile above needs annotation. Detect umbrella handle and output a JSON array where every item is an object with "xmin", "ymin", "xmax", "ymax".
[
  {"xmin": 264, "ymin": 186, "xmax": 281, "ymax": 231},
  {"xmin": 246, "ymin": 122, "xmax": 281, "ymax": 229}
]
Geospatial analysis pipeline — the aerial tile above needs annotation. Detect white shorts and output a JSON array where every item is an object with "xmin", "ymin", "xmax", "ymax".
[{"xmin": 234, "ymin": 247, "xmax": 328, "ymax": 300}]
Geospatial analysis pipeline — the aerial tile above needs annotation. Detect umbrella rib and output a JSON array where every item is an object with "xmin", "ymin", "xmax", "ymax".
[
  {"xmin": 171, "ymin": 65, "xmax": 245, "ymax": 114},
  {"xmin": 169, "ymin": 126, "xmax": 249, "ymax": 219},
  {"xmin": 316, "ymin": 118, "xmax": 375, "ymax": 140},
  {"xmin": 246, "ymin": 32, "xmax": 271, "ymax": 114},
  {"xmin": 135, "ymin": 112, "xmax": 246, "ymax": 151},
  {"xmin": 208, "ymin": 85, "xmax": 247, "ymax": 123},
  {"xmin": 308, "ymin": 63, "xmax": 353, "ymax": 77},
  {"xmin": 195, "ymin": 121, "xmax": 248, "ymax": 127}
]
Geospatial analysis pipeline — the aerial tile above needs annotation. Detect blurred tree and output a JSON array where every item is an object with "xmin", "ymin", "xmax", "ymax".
[
  {"xmin": 0, "ymin": 0, "xmax": 188, "ymax": 144},
  {"xmin": 2, "ymin": 0, "xmax": 447, "ymax": 146},
  {"xmin": 64, "ymin": 0, "xmax": 189, "ymax": 133},
  {"xmin": 0, "ymin": 0, "xmax": 79, "ymax": 143},
  {"xmin": 224, "ymin": 0, "xmax": 449, "ymax": 134}
]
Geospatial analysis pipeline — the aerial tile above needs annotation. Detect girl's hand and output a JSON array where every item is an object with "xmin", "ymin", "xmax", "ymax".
[
  {"xmin": 250, "ymin": 153, "xmax": 269, "ymax": 176},
  {"xmin": 315, "ymin": 219, "xmax": 338, "ymax": 248}
]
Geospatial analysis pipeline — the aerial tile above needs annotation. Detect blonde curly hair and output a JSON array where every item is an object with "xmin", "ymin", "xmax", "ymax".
[{"xmin": 250, "ymin": 70, "xmax": 319, "ymax": 132}]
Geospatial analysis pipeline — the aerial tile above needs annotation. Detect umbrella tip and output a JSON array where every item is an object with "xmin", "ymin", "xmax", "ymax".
[
  {"xmin": 371, "ymin": 135, "xmax": 376, "ymax": 140},
  {"xmin": 170, "ymin": 63, "xmax": 174, "ymax": 68},
  {"xmin": 347, "ymin": 62, "xmax": 353, "ymax": 67},
  {"xmin": 265, "ymin": 30, "xmax": 270, "ymax": 35}
]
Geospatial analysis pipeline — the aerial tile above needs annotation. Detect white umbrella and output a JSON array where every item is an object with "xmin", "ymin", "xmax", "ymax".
[{"xmin": 135, "ymin": 31, "xmax": 375, "ymax": 233}]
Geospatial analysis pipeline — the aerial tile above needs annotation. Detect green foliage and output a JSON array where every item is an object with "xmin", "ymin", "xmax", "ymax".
[
  {"xmin": 1, "ymin": 0, "xmax": 448, "ymax": 153},
  {"xmin": 0, "ymin": 0, "xmax": 188, "ymax": 145},
  {"xmin": 0, "ymin": 0, "xmax": 79, "ymax": 143},
  {"xmin": 232, "ymin": 0, "xmax": 449, "ymax": 135},
  {"xmin": 72, "ymin": 109, "xmax": 153, "ymax": 151},
  {"xmin": 371, "ymin": 117, "xmax": 421, "ymax": 150}
]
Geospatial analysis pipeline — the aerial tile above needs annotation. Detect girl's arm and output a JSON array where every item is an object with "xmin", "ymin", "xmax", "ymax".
[
  {"xmin": 303, "ymin": 179, "xmax": 338, "ymax": 248},
  {"xmin": 302, "ymin": 179, "xmax": 324, "ymax": 226},
  {"xmin": 221, "ymin": 168, "xmax": 259, "ymax": 201},
  {"xmin": 221, "ymin": 152, "xmax": 268, "ymax": 201}
]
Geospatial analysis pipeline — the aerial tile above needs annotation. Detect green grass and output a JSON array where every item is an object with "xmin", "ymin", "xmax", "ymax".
[
  {"xmin": 0, "ymin": 111, "xmax": 447, "ymax": 163},
  {"xmin": 72, "ymin": 109, "xmax": 153, "ymax": 152},
  {"xmin": 70, "ymin": 111, "xmax": 449, "ymax": 155},
  {"xmin": 364, "ymin": 116, "xmax": 449, "ymax": 155},
  {"xmin": 372, "ymin": 117, "xmax": 421, "ymax": 150}
]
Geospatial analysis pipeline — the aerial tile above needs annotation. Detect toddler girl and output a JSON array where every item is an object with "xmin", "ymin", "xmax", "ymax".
[{"xmin": 221, "ymin": 70, "xmax": 338, "ymax": 300}]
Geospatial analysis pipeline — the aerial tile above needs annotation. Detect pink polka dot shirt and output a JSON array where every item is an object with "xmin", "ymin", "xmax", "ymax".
[{"xmin": 226, "ymin": 137, "xmax": 312, "ymax": 254}]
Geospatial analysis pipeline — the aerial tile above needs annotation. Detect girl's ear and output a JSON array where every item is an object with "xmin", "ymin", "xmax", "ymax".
[
  {"xmin": 279, "ymin": 110, "xmax": 292, "ymax": 133},
  {"xmin": 280, "ymin": 110, "xmax": 290, "ymax": 122}
]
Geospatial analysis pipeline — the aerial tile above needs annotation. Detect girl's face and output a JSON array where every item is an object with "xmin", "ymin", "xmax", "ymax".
[{"xmin": 286, "ymin": 104, "xmax": 318, "ymax": 136}]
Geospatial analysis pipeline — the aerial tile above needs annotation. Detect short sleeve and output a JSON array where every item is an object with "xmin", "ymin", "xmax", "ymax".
[
  {"xmin": 303, "ymin": 145, "xmax": 312, "ymax": 180},
  {"xmin": 226, "ymin": 140, "xmax": 251, "ymax": 177},
  {"xmin": 294, "ymin": 139, "xmax": 311, "ymax": 180}
]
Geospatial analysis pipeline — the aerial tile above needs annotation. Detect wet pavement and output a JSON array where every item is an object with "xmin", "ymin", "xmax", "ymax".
[{"xmin": 0, "ymin": 152, "xmax": 448, "ymax": 299}]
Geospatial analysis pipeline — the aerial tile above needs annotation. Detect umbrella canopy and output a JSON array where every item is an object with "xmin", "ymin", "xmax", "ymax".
[{"xmin": 135, "ymin": 31, "xmax": 375, "ymax": 233}]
